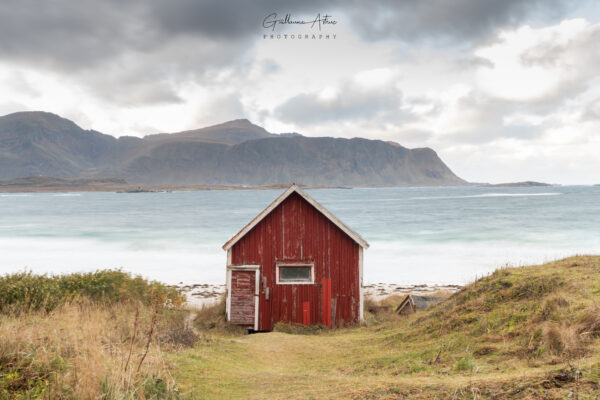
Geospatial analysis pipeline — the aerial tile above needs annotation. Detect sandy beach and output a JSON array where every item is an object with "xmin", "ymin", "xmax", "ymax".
[{"xmin": 178, "ymin": 282, "xmax": 463, "ymax": 309}]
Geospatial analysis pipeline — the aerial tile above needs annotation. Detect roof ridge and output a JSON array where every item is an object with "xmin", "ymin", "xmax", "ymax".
[{"xmin": 222, "ymin": 184, "xmax": 369, "ymax": 250}]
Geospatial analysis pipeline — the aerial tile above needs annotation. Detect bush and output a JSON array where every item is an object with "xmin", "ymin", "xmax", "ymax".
[
  {"xmin": 0, "ymin": 270, "xmax": 184, "ymax": 314},
  {"xmin": 538, "ymin": 293, "xmax": 569, "ymax": 321},
  {"xmin": 455, "ymin": 356, "xmax": 475, "ymax": 372},
  {"xmin": 157, "ymin": 309, "xmax": 199, "ymax": 349},
  {"xmin": 577, "ymin": 303, "xmax": 600, "ymax": 337},
  {"xmin": 507, "ymin": 276, "xmax": 565, "ymax": 300},
  {"xmin": 192, "ymin": 296, "xmax": 247, "ymax": 336},
  {"xmin": 542, "ymin": 322, "xmax": 584, "ymax": 357}
]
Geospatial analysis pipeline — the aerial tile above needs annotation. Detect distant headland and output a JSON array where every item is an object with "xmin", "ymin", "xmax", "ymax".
[{"xmin": 0, "ymin": 111, "xmax": 465, "ymax": 188}]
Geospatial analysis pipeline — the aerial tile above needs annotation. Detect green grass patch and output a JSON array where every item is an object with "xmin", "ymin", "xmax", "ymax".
[{"xmin": 0, "ymin": 270, "xmax": 184, "ymax": 313}]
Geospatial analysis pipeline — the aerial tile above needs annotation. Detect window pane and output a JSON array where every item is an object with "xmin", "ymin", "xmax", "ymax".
[{"xmin": 280, "ymin": 267, "xmax": 310, "ymax": 281}]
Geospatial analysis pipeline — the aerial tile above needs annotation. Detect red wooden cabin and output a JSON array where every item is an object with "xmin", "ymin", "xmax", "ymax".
[{"xmin": 223, "ymin": 184, "xmax": 369, "ymax": 331}]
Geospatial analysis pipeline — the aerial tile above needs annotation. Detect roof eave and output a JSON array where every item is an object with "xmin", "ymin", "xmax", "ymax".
[{"xmin": 222, "ymin": 184, "xmax": 369, "ymax": 251}]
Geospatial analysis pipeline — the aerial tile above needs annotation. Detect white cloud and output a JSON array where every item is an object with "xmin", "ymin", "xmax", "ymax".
[{"xmin": 475, "ymin": 19, "xmax": 600, "ymax": 102}]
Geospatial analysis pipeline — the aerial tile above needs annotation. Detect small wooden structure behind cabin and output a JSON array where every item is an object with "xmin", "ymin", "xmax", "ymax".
[{"xmin": 223, "ymin": 184, "xmax": 369, "ymax": 331}]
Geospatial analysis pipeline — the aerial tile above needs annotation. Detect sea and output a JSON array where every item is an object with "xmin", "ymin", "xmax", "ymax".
[{"xmin": 1, "ymin": 186, "xmax": 599, "ymax": 285}]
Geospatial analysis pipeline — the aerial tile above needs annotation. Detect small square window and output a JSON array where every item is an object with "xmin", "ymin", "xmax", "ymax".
[
  {"xmin": 276, "ymin": 264, "xmax": 314, "ymax": 284},
  {"xmin": 280, "ymin": 267, "xmax": 310, "ymax": 281}
]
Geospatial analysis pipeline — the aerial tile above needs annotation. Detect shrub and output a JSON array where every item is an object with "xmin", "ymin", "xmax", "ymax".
[
  {"xmin": 505, "ymin": 276, "xmax": 565, "ymax": 301},
  {"xmin": 577, "ymin": 303, "xmax": 600, "ymax": 337},
  {"xmin": 538, "ymin": 293, "xmax": 569, "ymax": 321},
  {"xmin": 192, "ymin": 296, "xmax": 247, "ymax": 335},
  {"xmin": 0, "ymin": 270, "xmax": 184, "ymax": 314},
  {"xmin": 455, "ymin": 356, "xmax": 475, "ymax": 372},
  {"xmin": 542, "ymin": 322, "xmax": 584, "ymax": 358},
  {"xmin": 158, "ymin": 309, "xmax": 199, "ymax": 349}
]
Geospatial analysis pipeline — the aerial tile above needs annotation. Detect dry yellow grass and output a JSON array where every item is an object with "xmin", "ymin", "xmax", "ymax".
[{"xmin": 0, "ymin": 300, "xmax": 187, "ymax": 399}]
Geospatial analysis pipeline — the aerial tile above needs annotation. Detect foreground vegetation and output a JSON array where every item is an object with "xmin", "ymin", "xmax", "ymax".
[
  {"xmin": 0, "ymin": 271, "xmax": 190, "ymax": 399},
  {"xmin": 174, "ymin": 256, "xmax": 600, "ymax": 399},
  {"xmin": 2, "ymin": 257, "xmax": 600, "ymax": 399},
  {"xmin": 0, "ymin": 270, "xmax": 183, "ymax": 313}
]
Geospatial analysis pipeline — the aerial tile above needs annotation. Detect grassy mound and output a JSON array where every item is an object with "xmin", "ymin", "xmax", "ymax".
[
  {"xmin": 171, "ymin": 256, "xmax": 600, "ymax": 399},
  {"xmin": 341, "ymin": 255, "xmax": 600, "ymax": 398},
  {"xmin": 405, "ymin": 255, "xmax": 600, "ymax": 363}
]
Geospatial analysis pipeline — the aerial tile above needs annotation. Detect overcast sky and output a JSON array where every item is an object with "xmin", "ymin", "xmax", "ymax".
[{"xmin": 0, "ymin": 0, "xmax": 599, "ymax": 184}]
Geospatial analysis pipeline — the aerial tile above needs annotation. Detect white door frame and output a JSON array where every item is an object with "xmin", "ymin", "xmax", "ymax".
[{"xmin": 226, "ymin": 264, "xmax": 260, "ymax": 330}]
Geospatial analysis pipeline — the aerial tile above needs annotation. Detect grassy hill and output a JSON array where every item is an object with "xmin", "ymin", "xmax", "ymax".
[
  {"xmin": 174, "ymin": 256, "xmax": 600, "ymax": 399},
  {"xmin": 2, "ymin": 257, "xmax": 600, "ymax": 399}
]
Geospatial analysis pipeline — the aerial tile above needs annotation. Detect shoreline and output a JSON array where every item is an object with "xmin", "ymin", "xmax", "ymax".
[
  {"xmin": 0, "ymin": 182, "xmax": 576, "ymax": 194},
  {"xmin": 177, "ymin": 282, "xmax": 463, "ymax": 309},
  {"xmin": 0, "ymin": 182, "xmax": 356, "ymax": 194},
  {"xmin": 2, "ymin": 176, "xmax": 580, "ymax": 194},
  {"xmin": 0, "ymin": 179, "xmax": 312, "ymax": 194}
]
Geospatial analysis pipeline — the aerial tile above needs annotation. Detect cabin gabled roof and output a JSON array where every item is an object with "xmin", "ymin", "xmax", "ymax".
[{"xmin": 222, "ymin": 184, "xmax": 369, "ymax": 251}]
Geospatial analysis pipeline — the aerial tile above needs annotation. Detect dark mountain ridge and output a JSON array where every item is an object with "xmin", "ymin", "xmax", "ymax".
[
  {"xmin": 0, "ymin": 111, "xmax": 466, "ymax": 187},
  {"xmin": 143, "ymin": 119, "xmax": 274, "ymax": 145}
]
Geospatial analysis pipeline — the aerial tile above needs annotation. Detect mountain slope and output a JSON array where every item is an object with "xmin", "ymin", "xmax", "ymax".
[
  {"xmin": 143, "ymin": 119, "xmax": 274, "ymax": 145},
  {"xmin": 0, "ymin": 111, "xmax": 466, "ymax": 186},
  {"xmin": 0, "ymin": 111, "xmax": 117, "ymax": 178},
  {"xmin": 118, "ymin": 136, "xmax": 464, "ymax": 186}
]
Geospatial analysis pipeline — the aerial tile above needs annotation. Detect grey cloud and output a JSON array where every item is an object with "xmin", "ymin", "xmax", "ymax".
[
  {"xmin": 275, "ymin": 82, "xmax": 575, "ymax": 147},
  {"xmin": 582, "ymin": 99, "xmax": 600, "ymax": 122},
  {"xmin": 0, "ymin": 1, "xmax": 153, "ymax": 70},
  {"xmin": 404, "ymin": 96, "xmax": 444, "ymax": 117},
  {"xmin": 275, "ymin": 80, "xmax": 410, "ymax": 125},
  {"xmin": 258, "ymin": 59, "xmax": 281, "ymax": 74},
  {"xmin": 0, "ymin": 0, "xmax": 322, "ymax": 71},
  {"xmin": 497, "ymin": 23, "xmax": 600, "ymax": 107},
  {"xmin": 0, "ymin": 0, "xmax": 325, "ymax": 106},
  {"xmin": 452, "ymin": 93, "xmax": 546, "ymax": 143},
  {"xmin": 463, "ymin": 56, "xmax": 495, "ymax": 69},
  {"xmin": 344, "ymin": 0, "xmax": 567, "ymax": 43},
  {"xmin": 0, "ymin": 101, "xmax": 28, "ymax": 116},
  {"xmin": 0, "ymin": 0, "xmax": 580, "ymax": 108},
  {"xmin": 0, "ymin": 0, "xmax": 570, "ymax": 72},
  {"xmin": 519, "ymin": 26, "xmax": 600, "ymax": 68},
  {"xmin": 435, "ymin": 90, "xmax": 590, "ymax": 146},
  {"xmin": 389, "ymin": 129, "xmax": 434, "ymax": 145},
  {"xmin": 192, "ymin": 92, "xmax": 246, "ymax": 126},
  {"xmin": 3, "ymin": 72, "xmax": 40, "ymax": 98}
]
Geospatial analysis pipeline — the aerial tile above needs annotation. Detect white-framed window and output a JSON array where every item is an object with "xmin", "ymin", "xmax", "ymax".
[{"xmin": 276, "ymin": 263, "xmax": 315, "ymax": 285}]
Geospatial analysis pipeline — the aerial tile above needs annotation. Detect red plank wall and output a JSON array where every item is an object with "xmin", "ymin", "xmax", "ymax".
[{"xmin": 230, "ymin": 192, "xmax": 360, "ymax": 331}]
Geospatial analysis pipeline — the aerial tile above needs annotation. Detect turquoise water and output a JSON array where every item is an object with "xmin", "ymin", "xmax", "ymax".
[{"xmin": 1, "ymin": 186, "xmax": 599, "ymax": 284}]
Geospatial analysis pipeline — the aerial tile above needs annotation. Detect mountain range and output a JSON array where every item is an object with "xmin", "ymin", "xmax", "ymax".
[{"xmin": 0, "ymin": 111, "xmax": 466, "ymax": 187}]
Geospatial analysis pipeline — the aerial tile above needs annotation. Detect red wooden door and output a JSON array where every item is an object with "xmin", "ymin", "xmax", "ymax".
[{"xmin": 230, "ymin": 270, "xmax": 256, "ymax": 326}]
